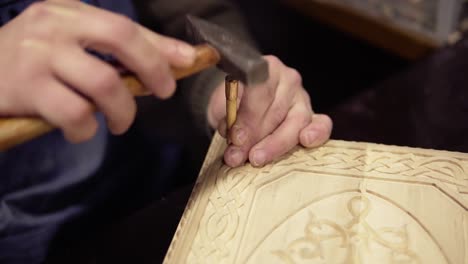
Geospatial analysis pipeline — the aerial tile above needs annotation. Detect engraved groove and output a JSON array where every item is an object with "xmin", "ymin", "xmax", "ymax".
[{"xmin": 366, "ymin": 190, "xmax": 451, "ymax": 264}]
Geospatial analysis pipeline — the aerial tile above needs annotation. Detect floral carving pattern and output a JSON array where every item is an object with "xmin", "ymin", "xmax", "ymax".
[{"xmin": 272, "ymin": 196, "xmax": 420, "ymax": 264}]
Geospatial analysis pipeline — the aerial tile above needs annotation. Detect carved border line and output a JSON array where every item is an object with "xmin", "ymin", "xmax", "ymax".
[
  {"xmin": 274, "ymin": 142, "xmax": 468, "ymax": 198},
  {"xmin": 164, "ymin": 134, "xmax": 227, "ymax": 263}
]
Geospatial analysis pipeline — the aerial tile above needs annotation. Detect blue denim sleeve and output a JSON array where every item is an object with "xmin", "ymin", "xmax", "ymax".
[{"xmin": 0, "ymin": 1, "xmax": 138, "ymax": 263}]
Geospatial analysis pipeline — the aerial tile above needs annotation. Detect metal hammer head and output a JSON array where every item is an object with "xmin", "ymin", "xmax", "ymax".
[{"xmin": 186, "ymin": 15, "xmax": 269, "ymax": 86}]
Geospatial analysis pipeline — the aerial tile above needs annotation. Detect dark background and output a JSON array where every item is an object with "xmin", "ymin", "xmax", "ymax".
[
  {"xmin": 229, "ymin": 0, "xmax": 409, "ymax": 113},
  {"xmin": 48, "ymin": 1, "xmax": 468, "ymax": 263},
  {"xmin": 120, "ymin": 0, "xmax": 414, "ymax": 206},
  {"xmin": 159, "ymin": 0, "xmax": 412, "ymax": 191},
  {"xmin": 125, "ymin": 0, "xmax": 413, "ymax": 212}
]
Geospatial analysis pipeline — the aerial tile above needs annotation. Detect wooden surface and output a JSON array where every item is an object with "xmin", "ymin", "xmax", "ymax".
[
  {"xmin": 164, "ymin": 133, "xmax": 468, "ymax": 263},
  {"xmin": 283, "ymin": 0, "xmax": 440, "ymax": 60}
]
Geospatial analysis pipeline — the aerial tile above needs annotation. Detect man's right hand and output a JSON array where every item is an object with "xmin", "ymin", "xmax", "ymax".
[{"xmin": 0, "ymin": 0, "xmax": 196, "ymax": 142}]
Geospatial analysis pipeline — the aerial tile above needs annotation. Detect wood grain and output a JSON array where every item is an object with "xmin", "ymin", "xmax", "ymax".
[
  {"xmin": 0, "ymin": 44, "xmax": 220, "ymax": 151},
  {"xmin": 164, "ymin": 134, "xmax": 468, "ymax": 263},
  {"xmin": 225, "ymin": 76, "xmax": 238, "ymax": 143}
]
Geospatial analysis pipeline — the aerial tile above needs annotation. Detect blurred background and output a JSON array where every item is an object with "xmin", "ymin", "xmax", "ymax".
[
  {"xmin": 134, "ymin": 0, "xmax": 467, "ymax": 198},
  {"xmin": 47, "ymin": 0, "xmax": 468, "ymax": 262}
]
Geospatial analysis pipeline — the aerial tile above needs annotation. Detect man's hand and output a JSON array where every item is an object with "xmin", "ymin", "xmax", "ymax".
[
  {"xmin": 0, "ymin": 0, "xmax": 196, "ymax": 142},
  {"xmin": 208, "ymin": 56, "xmax": 333, "ymax": 167}
]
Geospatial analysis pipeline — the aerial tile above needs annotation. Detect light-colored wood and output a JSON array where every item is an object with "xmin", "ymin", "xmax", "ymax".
[
  {"xmin": 283, "ymin": 0, "xmax": 440, "ymax": 60},
  {"xmin": 0, "ymin": 44, "xmax": 220, "ymax": 151},
  {"xmin": 164, "ymin": 134, "xmax": 468, "ymax": 264},
  {"xmin": 225, "ymin": 76, "xmax": 238, "ymax": 143}
]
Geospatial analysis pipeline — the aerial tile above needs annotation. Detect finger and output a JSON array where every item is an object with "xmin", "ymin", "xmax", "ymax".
[
  {"xmin": 237, "ymin": 56, "xmax": 282, "ymax": 117},
  {"xmin": 248, "ymin": 102, "xmax": 312, "ymax": 167},
  {"xmin": 47, "ymin": 2, "xmax": 178, "ymax": 98},
  {"xmin": 209, "ymin": 82, "xmax": 227, "ymax": 130},
  {"xmin": 224, "ymin": 121, "xmax": 254, "ymax": 167},
  {"xmin": 139, "ymin": 26, "xmax": 196, "ymax": 67},
  {"xmin": 299, "ymin": 114, "xmax": 333, "ymax": 148},
  {"xmin": 224, "ymin": 145, "xmax": 247, "ymax": 167},
  {"xmin": 52, "ymin": 45, "xmax": 136, "ymax": 135},
  {"xmin": 31, "ymin": 79, "xmax": 98, "ymax": 143},
  {"xmin": 229, "ymin": 56, "xmax": 282, "ymax": 146},
  {"xmin": 254, "ymin": 67, "xmax": 303, "ymax": 138},
  {"xmin": 223, "ymin": 57, "xmax": 283, "ymax": 167}
]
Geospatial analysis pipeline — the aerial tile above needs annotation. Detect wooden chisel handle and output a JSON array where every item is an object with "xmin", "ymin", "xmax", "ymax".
[{"xmin": 0, "ymin": 44, "xmax": 220, "ymax": 151}]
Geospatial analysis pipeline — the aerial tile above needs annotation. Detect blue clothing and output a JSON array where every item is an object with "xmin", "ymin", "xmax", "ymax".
[
  {"xmin": 0, "ymin": 1, "xmax": 141, "ymax": 263},
  {"xmin": 0, "ymin": 0, "xmax": 136, "ymax": 26}
]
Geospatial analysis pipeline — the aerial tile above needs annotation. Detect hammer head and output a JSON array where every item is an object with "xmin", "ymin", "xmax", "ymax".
[{"xmin": 186, "ymin": 15, "xmax": 269, "ymax": 86}]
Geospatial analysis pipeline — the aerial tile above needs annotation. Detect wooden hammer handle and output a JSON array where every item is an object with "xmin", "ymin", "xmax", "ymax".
[{"xmin": 0, "ymin": 44, "xmax": 220, "ymax": 151}]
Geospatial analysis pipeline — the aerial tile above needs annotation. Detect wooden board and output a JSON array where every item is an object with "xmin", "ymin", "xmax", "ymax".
[
  {"xmin": 164, "ymin": 133, "xmax": 468, "ymax": 263},
  {"xmin": 282, "ymin": 0, "xmax": 440, "ymax": 60}
]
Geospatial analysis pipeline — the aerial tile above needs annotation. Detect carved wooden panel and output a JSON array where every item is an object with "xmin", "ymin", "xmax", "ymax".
[{"xmin": 164, "ymin": 134, "xmax": 468, "ymax": 264}]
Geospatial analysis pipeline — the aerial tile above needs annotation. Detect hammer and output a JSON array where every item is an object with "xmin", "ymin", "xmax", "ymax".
[{"xmin": 0, "ymin": 15, "xmax": 269, "ymax": 151}]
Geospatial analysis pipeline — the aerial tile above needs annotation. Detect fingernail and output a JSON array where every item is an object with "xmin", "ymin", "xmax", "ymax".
[
  {"xmin": 304, "ymin": 130, "xmax": 318, "ymax": 147},
  {"xmin": 252, "ymin": 150, "xmax": 266, "ymax": 167},
  {"xmin": 228, "ymin": 148, "xmax": 244, "ymax": 166},
  {"xmin": 234, "ymin": 127, "xmax": 247, "ymax": 145},
  {"xmin": 178, "ymin": 44, "xmax": 196, "ymax": 61}
]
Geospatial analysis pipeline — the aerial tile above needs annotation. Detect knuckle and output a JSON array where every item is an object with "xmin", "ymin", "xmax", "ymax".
[
  {"xmin": 92, "ymin": 68, "xmax": 120, "ymax": 97},
  {"xmin": 105, "ymin": 14, "xmax": 137, "ymax": 42},
  {"xmin": 286, "ymin": 68, "xmax": 302, "ymax": 87},
  {"xmin": 296, "ymin": 110, "xmax": 312, "ymax": 128},
  {"xmin": 22, "ymin": 3, "xmax": 58, "ymax": 41},
  {"xmin": 121, "ymin": 100, "xmax": 137, "ymax": 127},
  {"xmin": 271, "ymin": 112, "xmax": 286, "ymax": 127},
  {"xmin": 158, "ymin": 87, "xmax": 176, "ymax": 99},
  {"xmin": 66, "ymin": 102, "xmax": 94, "ymax": 128},
  {"xmin": 270, "ymin": 102, "xmax": 288, "ymax": 125},
  {"xmin": 301, "ymin": 114, "xmax": 312, "ymax": 128},
  {"xmin": 24, "ymin": 2, "xmax": 51, "ymax": 20},
  {"xmin": 292, "ymin": 90, "xmax": 312, "ymax": 112},
  {"xmin": 301, "ymin": 89, "xmax": 312, "ymax": 104},
  {"xmin": 151, "ymin": 68, "xmax": 176, "ymax": 98},
  {"xmin": 147, "ymin": 59, "xmax": 165, "ymax": 77},
  {"xmin": 265, "ymin": 55, "xmax": 282, "ymax": 67}
]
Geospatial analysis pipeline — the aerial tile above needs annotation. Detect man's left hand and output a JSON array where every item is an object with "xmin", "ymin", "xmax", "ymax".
[{"xmin": 208, "ymin": 56, "xmax": 333, "ymax": 167}]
